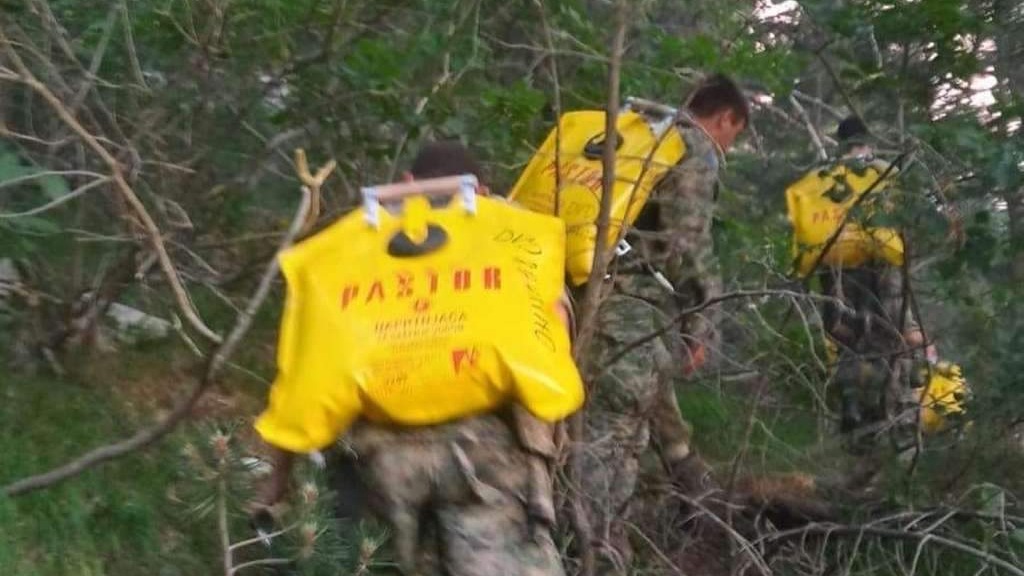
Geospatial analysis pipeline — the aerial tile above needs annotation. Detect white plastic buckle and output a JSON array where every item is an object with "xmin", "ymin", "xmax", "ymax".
[
  {"xmin": 652, "ymin": 270, "xmax": 675, "ymax": 293},
  {"xmin": 361, "ymin": 186, "xmax": 381, "ymax": 228},
  {"xmin": 615, "ymin": 239, "xmax": 632, "ymax": 256},
  {"xmin": 459, "ymin": 174, "xmax": 478, "ymax": 216}
]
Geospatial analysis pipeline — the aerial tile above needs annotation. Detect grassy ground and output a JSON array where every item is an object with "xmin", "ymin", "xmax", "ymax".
[
  {"xmin": 0, "ymin": 370, "xmax": 215, "ymax": 575},
  {"xmin": 3, "ymin": 348, "xmax": 802, "ymax": 575},
  {"xmin": 4, "ymin": 336, "xmax": 1014, "ymax": 575},
  {"xmin": 679, "ymin": 380, "xmax": 825, "ymax": 476},
  {"xmin": 0, "ymin": 330, "xmax": 284, "ymax": 576}
]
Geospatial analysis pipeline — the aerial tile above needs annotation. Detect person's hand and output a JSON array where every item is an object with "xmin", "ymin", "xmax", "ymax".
[
  {"xmin": 681, "ymin": 341, "xmax": 706, "ymax": 377},
  {"xmin": 668, "ymin": 452, "xmax": 716, "ymax": 495},
  {"xmin": 247, "ymin": 446, "xmax": 295, "ymax": 520}
]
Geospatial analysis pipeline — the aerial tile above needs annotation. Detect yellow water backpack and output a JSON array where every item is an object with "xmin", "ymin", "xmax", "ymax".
[
  {"xmin": 256, "ymin": 176, "xmax": 584, "ymax": 453},
  {"xmin": 509, "ymin": 100, "xmax": 686, "ymax": 286},
  {"xmin": 786, "ymin": 159, "xmax": 904, "ymax": 277}
]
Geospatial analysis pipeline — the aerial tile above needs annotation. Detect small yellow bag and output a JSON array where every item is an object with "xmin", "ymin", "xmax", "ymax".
[
  {"xmin": 256, "ymin": 183, "xmax": 584, "ymax": 453},
  {"xmin": 509, "ymin": 109, "xmax": 686, "ymax": 286},
  {"xmin": 914, "ymin": 362, "xmax": 968, "ymax": 434},
  {"xmin": 786, "ymin": 160, "xmax": 904, "ymax": 277}
]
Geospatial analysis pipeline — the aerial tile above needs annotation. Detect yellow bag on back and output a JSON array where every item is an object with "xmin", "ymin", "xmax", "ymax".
[
  {"xmin": 509, "ymin": 109, "xmax": 686, "ymax": 286},
  {"xmin": 786, "ymin": 160, "xmax": 904, "ymax": 277},
  {"xmin": 256, "ymin": 187, "xmax": 584, "ymax": 453}
]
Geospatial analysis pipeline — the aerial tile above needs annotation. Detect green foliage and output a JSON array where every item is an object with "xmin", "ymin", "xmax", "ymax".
[
  {"xmin": 0, "ymin": 145, "xmax": 69, "ymax": 200},
  {"xmin": 2, "ymin": 0, "xmax": 1024, "ymax": 572}
]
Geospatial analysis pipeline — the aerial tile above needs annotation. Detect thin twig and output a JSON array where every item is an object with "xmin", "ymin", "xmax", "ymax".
[
  {"xmin": 120, "ymin": 0, "xmax": 150, "ymax": 90},
  {"xmin": 229, "ymin": 558, "xmax": 292, "ymax": 575},
  {"xmin": 70, "ymin": 2, "xmax": 120, "ymax": 113},
  {"xmin": 0, "ymin": 169, "xmax": 107, "ymax": 190},
  {"xmin": 669, "ymin": 492, "xmax": 772, "ymax": 576},
  {"xmin": 534, "ymin": 0, "xmax": 562, "ymax": 214},
  {"xmin": 219, "ymin": 475, "xmax": 233, "ymax": 576},
  {"xmin": 625, "ymin": 522, "xmax": 687, "ymax": 575},
  {"xmin": 229, "ymin": 522, "xmax": 301, "ymax": 551},
  {"xmin": 598, "ymin": 289, "xmax": 846, "ymax": 374},
  {"xmin": 0, "ymin": 177, "xmax": 110, "ymax": 218},
  {"xmin": 792, "ymin": 90, "xmax": 845, "ymax": 120},
  {"xmin": 816, "ymin": 50, "xmax": 865, "ymax": 125}
]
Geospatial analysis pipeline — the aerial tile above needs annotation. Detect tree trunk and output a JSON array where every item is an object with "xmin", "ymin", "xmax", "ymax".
[{"xmin": 992, "ymin": 0, "xmax": 1024, "ymax": 282}]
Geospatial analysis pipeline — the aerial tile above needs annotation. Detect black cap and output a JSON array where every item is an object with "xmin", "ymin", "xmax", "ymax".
[{"xmin": 836, "ymin": 116, "xmax": 869, "ymax": 144}]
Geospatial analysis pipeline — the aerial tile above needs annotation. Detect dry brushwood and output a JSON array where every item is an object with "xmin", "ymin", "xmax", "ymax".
[{"xmin": 1, "ymin": 152, "xmax": 336, "ymax": 497}]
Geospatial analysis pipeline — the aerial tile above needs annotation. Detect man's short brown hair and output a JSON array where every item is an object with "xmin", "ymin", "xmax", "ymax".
[
  {"xmin": 686, "ymin": 73, "xmax": 750, "ymax": 126},
  {"xmin": 410, "ymin": 140, "xmax": 485, "ymax": 182}
]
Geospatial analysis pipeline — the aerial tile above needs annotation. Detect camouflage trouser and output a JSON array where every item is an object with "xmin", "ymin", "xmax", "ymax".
[
  {"xmin": 832, "ymin": 350, "xmax": 924, "ymax": 455},
  {"xmin": 819, "ymin": 263, "xmax": 921, "ymax": 455},
  {"xmin": 818, "ymin": 263, "xmax": 912, "ymax": 350},
  {"xmin": 579, "ymin": 293, "xmax": 694, "ymax": 573},
  {"xmin": 344, "ymin": 410, "xmax": 564, "ymax": 576}
]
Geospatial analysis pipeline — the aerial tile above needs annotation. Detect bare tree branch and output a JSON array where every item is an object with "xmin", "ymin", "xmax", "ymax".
[
  {"xmin": 0, "ymin": 29, "xmax": 222, "ymax": 343},
  {"xmin": 790, "ymin": 93, "xmax": 828, "ymax": 161},
  {"xmin": 1, "ymin": 183, "xmax": 313, "ymax": 497},
  {"xmin": 573, "ymin": 0, "xmax": 628, "ymax": 357}
]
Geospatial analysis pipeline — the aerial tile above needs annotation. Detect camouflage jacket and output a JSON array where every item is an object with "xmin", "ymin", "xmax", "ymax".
[{"xmin": 614, "ymin": 122, "xmax": 722, "ymax": 343}]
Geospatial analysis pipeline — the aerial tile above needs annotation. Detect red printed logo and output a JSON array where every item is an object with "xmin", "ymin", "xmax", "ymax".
[
  {"xmin": 340, "ymin": 267, "xmax": 503, "ymax": 310},
  {"xmin": 451, "ymin": 348, "xmax": 480, "ymax": 374}
]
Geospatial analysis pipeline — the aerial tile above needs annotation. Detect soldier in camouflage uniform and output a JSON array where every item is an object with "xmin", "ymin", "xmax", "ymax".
[
  {"xmin": 577, "ymin": 74, "xmax": 750, "ymax": 572},
  {"xmin": 254, "ymin": 142, "xmax": 570, "ymax": 576},
  {"xmin": 807, "ymin": 117, "xmax": 962, "ymax": 460}
]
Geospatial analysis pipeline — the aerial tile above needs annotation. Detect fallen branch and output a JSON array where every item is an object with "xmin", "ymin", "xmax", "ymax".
[
  {"xmin": 755, "ymin": 523, "xmax": 1024, "ymax": 576},
  {"xmin": 669, "ymin": 491, "xmax": 772, "ymax": 576}
]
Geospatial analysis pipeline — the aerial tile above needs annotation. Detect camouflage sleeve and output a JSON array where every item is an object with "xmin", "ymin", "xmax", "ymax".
[{"xmin": 654, "ymin": 127, "xmax": 722, "ymax": 342}]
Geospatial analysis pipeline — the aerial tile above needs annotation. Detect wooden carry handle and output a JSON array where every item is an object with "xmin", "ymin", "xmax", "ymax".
[
  {"xmin": 366, "ymin": 175, "xmax": 478, "ymax": 200},
  {"xmin": 361, "ymin": 174, "xmax": 479, "ymax": 228},
  {"xmin": 624, "ymin": 96, "xmax": 677, "ymax": 118}
]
